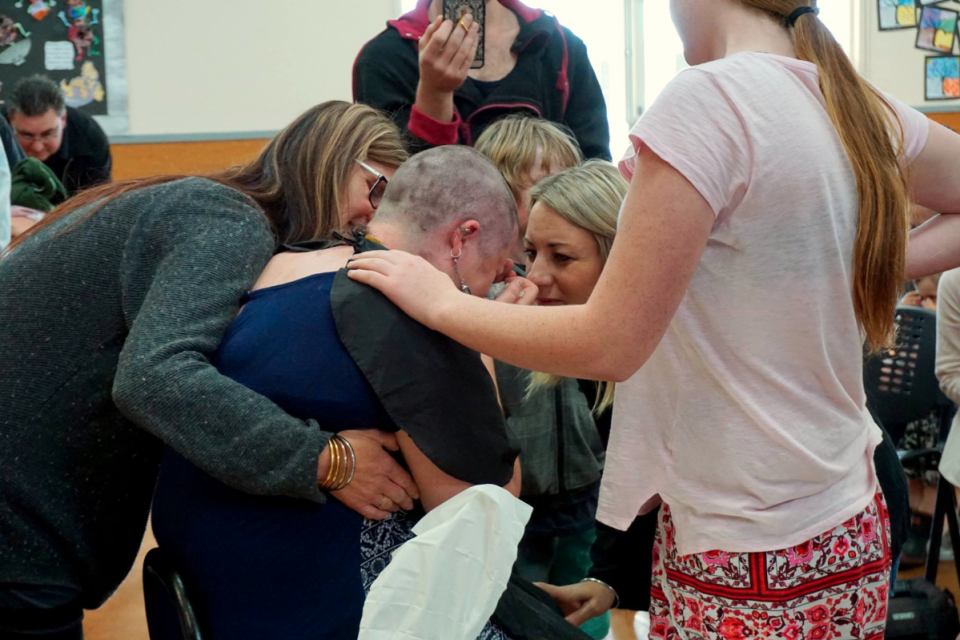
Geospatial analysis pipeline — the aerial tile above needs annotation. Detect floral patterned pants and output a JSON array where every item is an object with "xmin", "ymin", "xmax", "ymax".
[{"xmin": 650, "ymin": 491, "xmax": 891, "ymax": 640}]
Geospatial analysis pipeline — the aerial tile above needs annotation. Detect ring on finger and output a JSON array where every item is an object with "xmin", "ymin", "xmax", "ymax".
[
  {"xmin": 517, "ymin": 290, "xmax": 525, "ymax": 299},
  {"xmin": 379, "ymin": 495, "xmax": 390, "ymax": 510},
  {"xmin": 458, "ymin": 19, "xmax": 470, "ymax": 34}
]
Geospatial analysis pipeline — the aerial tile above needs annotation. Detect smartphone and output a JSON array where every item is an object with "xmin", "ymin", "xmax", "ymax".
[{"xmin": 443, "ymin": 0, "xmax": 485, "ymax": 69}]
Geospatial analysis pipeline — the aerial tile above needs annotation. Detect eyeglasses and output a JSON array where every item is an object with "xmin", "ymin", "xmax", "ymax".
[
  {"xmin": 14, "ymin": 121, "xmax": 62, "ymax": 144},
  {"xmin": 357, "ymin": 160, "xmax": 388, "ymax": 209}
]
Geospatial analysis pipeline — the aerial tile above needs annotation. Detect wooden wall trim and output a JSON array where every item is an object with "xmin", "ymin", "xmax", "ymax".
[
  {"xmin": 111, "ymin": 114, "xmax": 960, "ymax": 183},
  {"xmin": 927, "ymin": 112, "xmax": 960, "ymax": 132},
  {"xmin": 110, "ymin": 139, "xmax": 268, "ymax": 182}
]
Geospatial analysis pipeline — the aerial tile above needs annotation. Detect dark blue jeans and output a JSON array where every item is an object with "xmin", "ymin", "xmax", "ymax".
[{"xmin": 0, "ymin": 585, "xmax": 83, "ymax": 639}]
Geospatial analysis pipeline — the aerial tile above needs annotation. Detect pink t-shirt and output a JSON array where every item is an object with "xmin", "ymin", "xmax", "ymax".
[{"xmin": 601, "ymin": 52, "xmax": 930, "ymax": 556}]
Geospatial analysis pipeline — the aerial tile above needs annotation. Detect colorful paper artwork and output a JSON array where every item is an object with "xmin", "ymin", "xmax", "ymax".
[
  {"xmin": 58, "ymin": 0, "xmax": 99, "ymax": 62},
  {"xmin": 926, "ymin": 56, "xmax": 960, "ymax": 100},
  {"xmin": 917, "ymin": 7, "xmax": 958, "ymax": 54},
  {"xmin": 0, "ymin": 13, "xmax": 31, "ymax": 66},
  {"xmin": 0, "ymin": 13, "xmax": 30, "ymax": 47},
  {"xmin": 60, "ymin": 60, "xmax": 103, "ymax": 107},
  {"xmin": 879, "ymin": 0, "xmax": 919, "ymax": 30},
  {"xmin": 15, "ymin": 1, "xmax": 56, "ymax": 22}
]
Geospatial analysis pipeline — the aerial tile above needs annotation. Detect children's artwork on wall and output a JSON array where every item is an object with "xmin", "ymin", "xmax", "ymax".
[
  {"xmin": 0, "ymin": 13, "xmax": 31, "ymax": 65},
  {"xmin": 880, "ymin": 0, "xmax": 919, "ymax": 30},
  {"xmin": 0, "ymin": 13, "xmax": 29, "ymax": 47},
  {"xmin": 2, "ymin": 0, "xmax": 107, "ymax": 114},
  {"xmin": 60, "ymin": 60, "xmax": 103, "ymax": 107},
  {"xmin": 15, "ymin": 1, "xmax": 56, "ymax": 22},
  {"xmin": 926, "ymin": 56, "xmax": 960, "ymax": 100},
  {"xmin": 917, "ymin": 6, "xmax": 958, "ymax": 54},
  {"xmin": 59, "ymin": 0, "xmax": 99, "ymax": 62}
]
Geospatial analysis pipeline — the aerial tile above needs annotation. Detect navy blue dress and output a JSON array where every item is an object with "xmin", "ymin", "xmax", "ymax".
[{"xmin": 152, "ymin": 273, "xmax": 437, "ymax": 639}]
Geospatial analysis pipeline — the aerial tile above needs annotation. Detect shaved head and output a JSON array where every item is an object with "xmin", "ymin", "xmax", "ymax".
[{"xmin": 372, "ymin": 146, "xmax": 519, "ymax": 256}]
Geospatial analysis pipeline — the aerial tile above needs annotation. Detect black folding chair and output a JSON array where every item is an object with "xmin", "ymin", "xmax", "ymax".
[
  {"xmin": 142, "ymin": 547, "xmax": 205, "ymax": 640},
  {"xmin": 864, "ymin": 306, "xmax": 960, "ymax": 583}
]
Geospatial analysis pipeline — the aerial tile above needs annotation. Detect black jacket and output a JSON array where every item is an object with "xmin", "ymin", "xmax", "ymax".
[
  {"xmin": 48, "ymin": 106, "xmax": 112, "ymax": 196},
  {"xmin": 354, "ymin": 0, "xmax": 611, "ymax": 160},
  {"xmin": 2, "ymin": 106, "xmax": 111, "ymax": 197}
]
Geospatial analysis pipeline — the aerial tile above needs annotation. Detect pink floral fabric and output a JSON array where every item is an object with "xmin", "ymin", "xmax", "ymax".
[{"xmin": 650, "ymin": 491, "xmax": 891, "ymax": 640}]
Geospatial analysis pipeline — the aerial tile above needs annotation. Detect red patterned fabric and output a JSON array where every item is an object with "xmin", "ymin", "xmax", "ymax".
[{"xmin": 650, "ymin": 491, "xmax": 891, "ymax": 640}]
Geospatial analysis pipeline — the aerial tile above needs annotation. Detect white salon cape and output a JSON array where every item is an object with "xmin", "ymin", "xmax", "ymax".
[{"xmin": 359, "ymin": 485, "xmax": 532, "ymax": 640}]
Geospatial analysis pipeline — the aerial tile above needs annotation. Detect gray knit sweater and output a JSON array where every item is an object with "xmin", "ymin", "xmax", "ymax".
[{"xmin": 0, "ymin": 178, "xmax": 329, "ymax": 608}]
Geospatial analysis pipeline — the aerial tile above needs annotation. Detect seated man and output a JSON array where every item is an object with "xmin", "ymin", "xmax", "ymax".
[
  {"xmin": 150, "ymin": 146, "xmax": 574, "ymax": 640},
  {"xmin": 4, "ymin": 74, "xmax": 111, "ymax": 197}
]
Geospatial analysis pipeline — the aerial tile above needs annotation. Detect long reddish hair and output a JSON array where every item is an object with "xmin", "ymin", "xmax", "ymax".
[{"xmin": 743, "ymin": 0, "xmax": 911, "ymax": 350}]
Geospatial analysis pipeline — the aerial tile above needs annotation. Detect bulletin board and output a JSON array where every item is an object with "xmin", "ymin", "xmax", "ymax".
[
  {"xmin": 877, "ymin": 0, "xmax": 960, "ymax": 101},
  {"xmin": 0, "ymin": 0, "xmax": 107, "ymax": 115},
  {"xmin": 0, "ymin": 0, "xmax": 127, "ymax": 135}
]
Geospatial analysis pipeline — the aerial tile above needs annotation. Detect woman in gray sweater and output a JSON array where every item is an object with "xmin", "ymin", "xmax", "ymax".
[{"xmin": 0, "ymin": 101, "xmax": 414, "ymax": 639}]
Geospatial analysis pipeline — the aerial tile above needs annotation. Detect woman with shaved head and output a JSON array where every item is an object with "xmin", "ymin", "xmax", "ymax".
[{"xmin": 149, "ymin": 146, "xmax": 559, "ymax": 639}]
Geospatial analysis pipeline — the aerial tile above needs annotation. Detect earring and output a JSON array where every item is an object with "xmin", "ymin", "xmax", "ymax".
[{"xmin": 451, "ymin": 247, "xmax": 472, "ymax": 295}]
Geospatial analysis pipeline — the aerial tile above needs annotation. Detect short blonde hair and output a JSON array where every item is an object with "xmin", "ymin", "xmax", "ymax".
[
  {"xmin": 474, "ymin": 115, "xmax": 582, "ymax": 200},
  {"xmin": 526, "ymin": 161, "xmax": 629, "ymax": 415}
]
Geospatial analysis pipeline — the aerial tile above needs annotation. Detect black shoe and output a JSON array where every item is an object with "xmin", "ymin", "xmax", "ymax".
[{"xmin": 900, "ymin": 514, "xmax": 932, "ymax": 568}]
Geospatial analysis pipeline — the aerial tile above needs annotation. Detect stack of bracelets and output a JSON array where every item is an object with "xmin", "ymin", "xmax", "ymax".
[{"xmin": 320, "ymin": 434, "xmax": 357, "ymax": 491}]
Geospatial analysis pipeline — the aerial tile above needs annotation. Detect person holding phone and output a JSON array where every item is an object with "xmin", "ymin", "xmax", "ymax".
[
  {"xmin": 346, "ymin": 0, "xmax": 960, "ymax": 637},
  {"xmin": 354, "ymin": 0, "xmax": 611, "ymax": 160}
]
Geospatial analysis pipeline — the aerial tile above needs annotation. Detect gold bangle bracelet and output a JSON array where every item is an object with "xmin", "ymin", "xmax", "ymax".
[
  {"xmin": 333, "ymin": 437, "xmax": 346, "ymax": 488},
  {"xmin": 333, "ymin": 437, "xmax": 349, "ymax": 489},
  {"xmin": 324, "ymin": 437, "xmax": 341, "ymax": 489},
  {"xmin": 339, "ymin": 436, "xmax": 357, "ymax": 489}
]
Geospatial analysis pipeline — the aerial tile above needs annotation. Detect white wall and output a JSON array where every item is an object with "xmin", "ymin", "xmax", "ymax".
[
  {"xmin": 118, "ymin": 0, "xmax": 960, "ymax": 137},
  {"xmin": 122, "ymin": 0, "xmax": 400, "ymax": 135},
  {"xmin": 860, "ymin": 0, "xmax": 960, "ymax": 109}
]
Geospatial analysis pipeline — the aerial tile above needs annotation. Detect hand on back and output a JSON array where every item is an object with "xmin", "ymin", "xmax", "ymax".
[{"xmin": 319, "ymin": 429, "xmax": 420, "ymax": 520}]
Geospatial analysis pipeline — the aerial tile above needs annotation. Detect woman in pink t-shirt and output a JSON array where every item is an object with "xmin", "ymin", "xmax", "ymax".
[{"xmin": 348, "ymin": 0, "xmax": 960, "ymax": 637}]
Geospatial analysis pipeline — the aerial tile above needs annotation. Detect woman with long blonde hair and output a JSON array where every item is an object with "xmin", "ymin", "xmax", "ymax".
[
  {"xmin": 0, "ymin": 101, "xmax": 415, "ymax": 638},
  {"xmin": 525, "ymin": 161, "xmax": 623, "ymax": 418},
  {"xmin": 492, "ymin": 161, "xmax": 624, "ymax": 639},
  {"xmin": 347, "ymin": 1, "xmax": 960, "ymax": 637}
]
